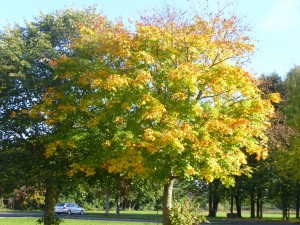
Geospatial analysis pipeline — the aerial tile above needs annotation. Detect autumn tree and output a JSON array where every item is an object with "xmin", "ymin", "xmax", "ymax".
[{"xmin": 35, "ymin": 6, "xmax": 276, "ymax": 225}]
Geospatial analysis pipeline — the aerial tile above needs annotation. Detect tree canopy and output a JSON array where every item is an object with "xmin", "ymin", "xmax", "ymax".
[
  {"xmin": 31, "ymin": 7, "xmax": 276, "ymax": 225},
  {"xmin": 0, "ymin": 7, "xmax": 102, "ymax": 225}
]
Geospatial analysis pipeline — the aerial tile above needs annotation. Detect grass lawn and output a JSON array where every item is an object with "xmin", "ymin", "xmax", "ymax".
[
  {"xmin": 0, "ymin": 209, "xmax": 163, "ymax": 225},
  {"xmin": 0, "ymin": 218, "xmax": 159, "ymax": 225},
  {"xmin": 216, "ymin": 210, "xmax": 297, "ymax": 220},
  {"xmin": 1, "ymin": 209, "xmax": 299, "ymax": 224}
]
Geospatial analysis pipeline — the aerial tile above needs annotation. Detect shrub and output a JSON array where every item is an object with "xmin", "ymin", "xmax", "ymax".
[{"xmin": 170, "ymin": 201, "xmax": 207, "ymax": 225}]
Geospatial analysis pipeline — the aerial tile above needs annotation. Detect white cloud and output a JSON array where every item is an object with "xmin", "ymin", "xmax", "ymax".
[{"xmin": 259, "ymin": 0, "xmax": 300, "ymax": 32}]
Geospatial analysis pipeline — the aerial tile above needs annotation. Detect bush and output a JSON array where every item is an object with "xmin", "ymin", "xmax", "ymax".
[{"xmin": 170, "ymin": 201, "xmax": 207, "ymax": 225}]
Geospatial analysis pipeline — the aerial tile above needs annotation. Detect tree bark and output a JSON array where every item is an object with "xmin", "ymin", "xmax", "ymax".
[
  {"xmin": 282, "ymin": 192, "xmax": 290, "ymax": 221},
  {"xmin": 162, "ymin": 177, "xmax": 176, "ymax": 225},
  {"xmin": 256, "ymin": 192, "xmax": 262, "ymax": 219},
  {"xmin": 259, "ymin": 196, "xmax": 263, "ymax": 219},
  {"xmin": 230, "ymin": 191, "xmax": 234, "ymax": 214},
  {"xmin": 44, "ymin": 177, "xmax": 55, "ymax": 225},
  {"xmin": 235, "ymin": 190, "xmax": 242, "ymax": 218},
  {"xmin": 208, "ymin": 182, "xmax": 219, "ymax": 217},
  {"xmin": 116, "ymin": 196, "xmax": 121, "ymax": 215},
  {"xmin": 212, "ymin": 192, "xmax": 219, "ymax": 216},
  {"xmin": 250, "ymin": 192, "xmax": 255, "ymax": 218},
  {"xmin": 296, "ymin": 195, "xmax": 299, "ymax": 219},
  {"xmin": 282, "ymin": 195, "xmax": 287, "ymax": 221},
  {"xmin": 208, "ymin": 184, "xmax": 213, "ymax": 217},
  {"xmin": 105, "ymin": 193, "xmax": 110, "ymax": 215}
]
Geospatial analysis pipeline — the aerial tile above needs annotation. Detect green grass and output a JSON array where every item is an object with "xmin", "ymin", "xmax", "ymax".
[
  {"xmin": 0, "ymin": 209, "xmax": 163, "ymax": 225},
  {"xmin": 215, "ymin": 210, "xmax": 296, "ymax": 219},
  {"xmin": 1, "ymin": 209, "xmax": 299, "ymax": 224},
  {"xmin": 92, "ymin": 210, "xmax": 163, "ymax": 220},
  {"xmin": 0, "ymin": 218, "xmax": 159, "ymax": 225}
]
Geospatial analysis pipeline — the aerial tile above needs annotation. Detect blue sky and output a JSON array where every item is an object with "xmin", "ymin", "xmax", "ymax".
[{"xmin": 1, "ymin": 0, "xmax": 299, "ymax": 79}]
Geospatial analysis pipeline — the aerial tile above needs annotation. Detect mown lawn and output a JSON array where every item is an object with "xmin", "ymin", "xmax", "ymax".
[
  {"xmin": 0, "ymin": 217, "xmax": 158, "ymax": 225},
  {"xmin": 1, "ymin": 209, "xmax": 299, "ymax": 225}
]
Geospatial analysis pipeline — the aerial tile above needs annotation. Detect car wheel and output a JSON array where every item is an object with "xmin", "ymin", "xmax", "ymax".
[
  {"xmin": 80, "ymin": 210, "xmax": 84, "ymax": 215},
  {"xmin": 67, "ymin": 210, "xmax": 71, "ymax": 215}
]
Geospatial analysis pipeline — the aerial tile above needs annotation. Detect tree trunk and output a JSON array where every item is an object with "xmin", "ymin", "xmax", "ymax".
[
  {"xmin": 105, "ymin": 194, "xmax": 110, "ymax": 215},
  {"xmin": 282, "ymin": 192, "xmax": 289, "ymax": 221},
  {"xmin": 208, "ymin": 182, "xmax": 219, "ymax": 217},
  {"xmin": 259, "ymin": 196, "xmax": 263, "ymax": 219},
  {"xmin": 213, "ymin": 200, "xmax": 219, "ymax": 217},
  {"xmin": 256, "ymin": 192, "xmax": 262, "ymax": 219},
  {"xmin": 44, "ymin": 178, "xmax": 55, "ymax": 225},
  {"xmin": 235, "ymin": 190, "xmax": 242, "ymax": 218},
  {"xmin": 210, "ymin": 195, "xmax": 219, "ymax": 217},
  {"xmin": 250, "ymin": 192, "xmax": 255, "ymax": 218},
  {"xmin": 282, "ymin": 196, "xmax": 287, "ymax": 221},
  {"xmin": 296, "ymin": 195, "xmax": 299, "ymax": 219},
  {"xmin": 162, "ymin": 177, "xmax": 176, "ymax": 225},
  {"xmin": 116, "ymin": 196, "xmax": 121, "ymax": 215},
  {"xmin": 212, "ymin": 193, "xmax": 219, "ymax": 216},
  {"xmin": 208, "ymin": 184, "xmax": 213, "ymax": 217},
  {"xmin": 230, "ymin": 191, "xmax": 234, "ymax": 214}
]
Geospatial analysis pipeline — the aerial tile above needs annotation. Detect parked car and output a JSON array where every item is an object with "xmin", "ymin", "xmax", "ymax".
[{"xmin": 54, "ymin": 202, "xmax": 84, "ymax": 215}]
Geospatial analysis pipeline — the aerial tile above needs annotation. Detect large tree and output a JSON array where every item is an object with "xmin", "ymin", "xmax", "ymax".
[
  {"xmin": 255, "ymin": 72, "xmax": 299, "ymax": 220},
  {"xmin": 282, "ymin": 66, "xmax": 300, "ymax": 219},
  {"xmin": 0, "ymin": 7, "xmax": 100, "ymax": 225},
  {"xmin": 34, "ymin": 6, "xmax": 275, "ymax": 225}
]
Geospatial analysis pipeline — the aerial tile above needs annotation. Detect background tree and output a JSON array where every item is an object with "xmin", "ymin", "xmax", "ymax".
[
  {"xmin": 282, "ymin": 66, "xmax": 300, "ymax": 219},
  {"xmin": 0, "ymin": 7, "xmax": 100, "ymax": 225},
  {"xmin": 256, "ymin": 72, "xmax": 298, "ymax": 220},
  {"xmin": 284, "ymin": 66, "xmax": 300, "ymax": 130}
]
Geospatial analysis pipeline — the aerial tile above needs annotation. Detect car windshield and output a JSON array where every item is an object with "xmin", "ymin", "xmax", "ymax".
[{"xmin": 56, "ymin": 203, "xmax": 65, "ymax": 207}]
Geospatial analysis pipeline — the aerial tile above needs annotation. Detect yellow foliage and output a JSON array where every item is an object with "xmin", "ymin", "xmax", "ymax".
[
  {"xmin": 186, "ymin": 165, "xmax": 196, "ymax": 176},
  {"xmin": 132, "ymin": 70, "xmax": 153, "ymax": 88},
  {"xmin": 105, "ymin": 75, "xmax": 130, "ymax": 91},
  {"xmin": 9, "ymin": 111, "xmax": 17, "ymax": 119},
  {"xmin": 143, "ymin": 128, "xmax": 156, "ymax": 141},
  {"xmin": 141, "ymin": 142, "xmax": 158, "ymax": 154},
  {"xmin": 68, "ymin": 163, "xmax": 96, "ymax": 177},
  {"xmin": 115, "ymin": 116, "xmax": 125, "ymax": 125},
  {"xmin": 171, "ymin": 92, "xmax": 187, "ymax": 100},
  {"xmin": 91, "ymin": 78, "xmax": 103, "ymax": 88},
  {"xmin": 38, "ymin": 8, "xmax": 275, "ymax": 185},
  {"xmin": 142, "ymin": 104, "xmax": 166, "ymax": 121},
  {"xmin": 103, "ymin": 150, "xmax": 147, "ymax": 177},
  {"xmin": 269, "ymin": 92, "xmax": 282, "ymax": 103},
  {"xmin": 102, "ymin": 140, "xmax": 111, "ymax": 147},
  {"xmin": 44, "ymin": 141, "xmax": 61, "ymax": 158}
]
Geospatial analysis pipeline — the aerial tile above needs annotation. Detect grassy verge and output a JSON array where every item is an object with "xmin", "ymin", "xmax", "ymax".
[
  {"xmin": 0, "ymin": 218, "xmax": 158, "ymax": 225},
  {"xmin": 88, "ymin": 210, "xmax": 163, "ymax": 221},
  {"xmin": 1, "ymin": 209, "xmax": 299, "ymax": 224}
]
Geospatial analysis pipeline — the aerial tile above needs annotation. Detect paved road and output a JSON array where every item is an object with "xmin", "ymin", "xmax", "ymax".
[
  {"xmin": 202, "ymin": 219, "xmax": 300, "ymax": 225},
  {"xmin": 1, "ymin": 212, "xmax": 300, "ymax": 224},
  {"xmin": 0, "ymin": 211, "xmax": 43, "ymax": 218}
]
